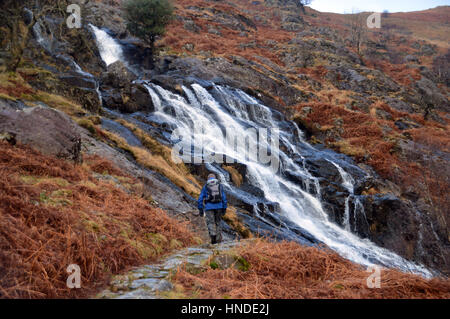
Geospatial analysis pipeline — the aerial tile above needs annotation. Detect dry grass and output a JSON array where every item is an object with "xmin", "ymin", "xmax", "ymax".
[
  {"xmin": 0, "ymin": 140, "xmax": 194, "ymax": 298},
  {"xmin": 100, "ymin": 123, "xmax": 201, "ymax": 197},
  {"xmin": 222, "ymin": 165, "xmax": 243, "ymax": 187},
  {"xmin": 175, "ymin": 239, "xmax": 450, "ymax": 299},
  {"xmin": 222, "ymin": 207, "xmax": 252, "ymax": 239},
  {"xmin": 0, "ymin": 70, "xmax": 87, "ymax": 116}
]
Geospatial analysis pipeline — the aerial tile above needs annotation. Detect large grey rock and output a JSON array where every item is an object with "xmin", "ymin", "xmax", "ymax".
[
  {"xmin": 0, "ymin": 100, "xmax": 82, "ymax": 162},
  {"xmin": 414, "ymin": 77, "xmax": 449, "ymax": 112}
]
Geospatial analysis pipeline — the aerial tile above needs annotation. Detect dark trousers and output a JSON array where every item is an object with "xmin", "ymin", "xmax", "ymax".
[{"xmin": 205, "ymin": 209, "xmax": 223, "ymax": 242}]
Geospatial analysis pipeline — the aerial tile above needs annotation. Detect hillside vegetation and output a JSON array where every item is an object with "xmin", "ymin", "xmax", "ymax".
[{"xmin": 0, "ymin": 140, "xmax": 194, "ymax": 298}]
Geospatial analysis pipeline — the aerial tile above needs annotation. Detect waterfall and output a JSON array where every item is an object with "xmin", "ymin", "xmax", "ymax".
[
  {"xmin": 330, "ymin": 161, "xmax": 354, "ymax": 229},
  {"xmin": 72, "ymin": 60, "xmax": 103, "ymax": 107},
  {"xmin": 140, "ymin": 82, "xmax": 433, "ymax": 277},
  {"xmin": 88, "ymin": 28, "xmax": 433, "ymax": 277},
  {"xmin": 330, "ymin": 160, "xmax": 369, "ymax": 233},
  {"xmin": 89, "ymin": 24, "xmax": 124, "ymax": 66}
]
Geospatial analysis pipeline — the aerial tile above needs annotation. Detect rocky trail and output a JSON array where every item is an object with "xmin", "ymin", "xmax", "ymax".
[{"xmin": 97, "ymin": 240, "xmax": 244, "ymax": 299}]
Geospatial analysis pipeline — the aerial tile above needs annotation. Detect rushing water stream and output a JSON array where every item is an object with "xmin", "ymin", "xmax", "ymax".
[{"xmin": 91, "ymin": 26, "xmax": 433, "ymax": 277}]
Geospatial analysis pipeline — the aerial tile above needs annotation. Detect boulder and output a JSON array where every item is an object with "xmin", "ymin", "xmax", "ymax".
[
  {"xmin": 102, "ymin": 82, "xmax": 154, "ymax": 113},
  {"xmin": 0, "ymin": 100, "xmax": 82, "ymax": 162},
  {"xmin": 101, "ymin": 61, "xmax": 137, "ymax": 89},
  {"xmin": 414, "ymin": 77, "xmax": 449, "ymax": 112}
]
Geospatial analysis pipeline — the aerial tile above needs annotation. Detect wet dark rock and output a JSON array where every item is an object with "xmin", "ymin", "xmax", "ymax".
[
  {"xmin": 362, "ymin": 195, "xmax": 419, "ymax": 258},
  {"xmin": 101, "ymin": 66, "xmax": 152, "ymax": 113},
  {"xmin": 83, "ymin": 1, "xmax": 128, "ymax": 38},
  {"xmin": 59, "ymin": 74, "xmax": 97, "ymax": 90},
  {"xmin": 384, "ymin": 97, "xmax": 415, "ymax": 113},
  {"xmin": 120, "ymin": 38, "xmax": 154, "ymax": 69},
  {"xmin": 102, "ymin": 61, "xmax": 137, "ymax": 88},
  {"xmin": 395, "ymin": 119, "xmax": 420, "ymax": 130}
]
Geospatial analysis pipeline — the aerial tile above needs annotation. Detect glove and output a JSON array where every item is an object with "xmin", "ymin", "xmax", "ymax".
[{"xmin": 199, "ymin": 209, "xmax": 204, "ymax": 217}]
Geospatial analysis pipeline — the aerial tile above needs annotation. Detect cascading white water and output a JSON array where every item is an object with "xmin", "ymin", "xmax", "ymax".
[
  {"xmin": 89, "ymin": 29, "xmax": 433, "ymax": 277},
  {"xmin": 142, "ymin": 81, "xmax": 433, "ymax": 277},
  {"xmin": 89, "ymin": 25, "xmax": 124, "ymax": 66},
  {"xmin": 332, "ymin": 161, "xmax": 355, "ymax": 194},
  {"xmin": 330, "ymin": 161, "xmax": 368, "ymax": 232},
  {"xmin": 331, "ymin": 161, "xmax": 354, "ymax": 230}
]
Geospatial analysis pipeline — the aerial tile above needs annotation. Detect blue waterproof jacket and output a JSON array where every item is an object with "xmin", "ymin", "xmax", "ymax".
[{"xmin": 197, "ymin": 178, "xmax": 227, "ymax": 211}]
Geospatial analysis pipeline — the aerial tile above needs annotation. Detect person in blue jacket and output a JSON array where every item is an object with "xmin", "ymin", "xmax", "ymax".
[{"xmin": 198, "ymin": 173, "xmax": 227, "ymax": 244}]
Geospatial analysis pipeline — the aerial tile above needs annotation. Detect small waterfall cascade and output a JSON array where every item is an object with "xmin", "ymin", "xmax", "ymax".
[
  {"xmin": 331, "ymin": 161, "xmax": 368, "ymax": 232},
  {"xmin": 89, "ymin": 24, "xmax": 125, "ymax": 66}
]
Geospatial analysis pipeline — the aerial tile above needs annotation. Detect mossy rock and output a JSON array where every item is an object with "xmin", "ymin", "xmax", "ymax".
[{"xmin": 208, "ymin": 254, "xmax": 251, "ymax": 271}]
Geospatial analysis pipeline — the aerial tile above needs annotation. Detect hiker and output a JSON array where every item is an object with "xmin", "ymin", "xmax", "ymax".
[{"xmin": 198, "ymin": 173, "xmax": 227, "ymax": 244}]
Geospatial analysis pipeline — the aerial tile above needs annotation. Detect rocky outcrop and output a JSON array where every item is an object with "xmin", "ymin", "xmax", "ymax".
[
  {"xmin": 151, "ymin": 56, "xmax": 311, "ymax": 111},
  {"xmin": 100, "ymin": 61, "xmax": 154, "ymax": 113},
  {"xmin": 0, "ymin": 99, "xmax": 82, "ymax": 162}
]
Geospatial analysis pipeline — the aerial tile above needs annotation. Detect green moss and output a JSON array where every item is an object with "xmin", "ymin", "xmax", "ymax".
[
  {"xmin": 192, "ymin": 237, "xmax": 203, "ymax": 245},
  {"xmin": 209, "ymin": 261, "xmax": 219, "ymax": 270},
  {"xmin": 235, "ymin": 256, "xmax": 251, "ymax": 272},
  {"xmin": 33, "ymin": 91, "xmax": 86, "ymax": 116},
  {"xmin": 184, "ymin": 263, "xmax": 207, "ymax": 275},
  {"xmin": 158, "ymin": 284, "xmax": 188, "ymax": 299},
  {"xmin": 129, "ymin": 240, "xmax": 157, "ymax": 259},
  {"xmin": 46, "ymin": 189, "xmax": 73, "ymax": 207},
  {"xmin": 39, "ymin": 191, "xmax": 49, "ymax": 203}
]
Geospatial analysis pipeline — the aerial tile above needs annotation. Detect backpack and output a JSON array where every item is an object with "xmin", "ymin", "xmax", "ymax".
[{"xmin": 206, "ymin": 179, "xmax": 222, "ymax": 203}]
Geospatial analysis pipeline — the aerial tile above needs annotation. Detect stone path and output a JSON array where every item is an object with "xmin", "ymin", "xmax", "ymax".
[{"xmin": 96, "ymin": 240, "xmax": 244, "ymax": 299}]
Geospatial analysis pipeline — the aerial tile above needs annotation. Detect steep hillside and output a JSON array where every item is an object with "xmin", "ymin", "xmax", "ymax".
[{"xmin": 0, "ymin": 0, "xmax": 449, "ymax": 298}]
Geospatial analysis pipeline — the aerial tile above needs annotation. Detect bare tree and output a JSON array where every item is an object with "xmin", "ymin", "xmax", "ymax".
[
  {"xmin": 433, "ymin": 50, "xmax": 450, "ymax": 86},
  {"xmin": 348, "ymin": 10, "xmax": 366, "ymax": 56}
]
